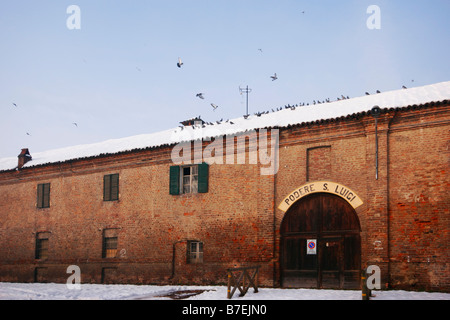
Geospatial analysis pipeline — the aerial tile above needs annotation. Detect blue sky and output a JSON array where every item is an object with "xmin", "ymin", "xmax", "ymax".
[{"xmin": 0, "ymin": 0, "xmax": 449, "ymax": 158}]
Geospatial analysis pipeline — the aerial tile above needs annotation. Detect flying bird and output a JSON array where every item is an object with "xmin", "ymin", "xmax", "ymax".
[
  {"xmin": 211, "ymin": 103, "xmax": 218, "ymax": 111},
  {"xmin": 196, "ymin": 93, "xmax": 205, "ymax": 99},
  {"xmin": 12, "ymin": 103, "xmax": 17, "ymax": 107},
  {"xmin": 258, "ymin": 48, "xmax": 263, "ymax": 52},
  {"xmin": 270, "ymin": 73, "xmax": 278, "ymax": 81},
  {"xmin": 177, "ymin": 57, "xmax": 183, "ymax": 68},
  {"xmin": 72, "ymin": 122, "xmax": 78, "ymax": 127}
]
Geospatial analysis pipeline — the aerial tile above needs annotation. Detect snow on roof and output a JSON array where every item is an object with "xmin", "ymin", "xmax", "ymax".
[{"xmin": 1, "ymin": 81, "xmax": 449, "ymax": 172}]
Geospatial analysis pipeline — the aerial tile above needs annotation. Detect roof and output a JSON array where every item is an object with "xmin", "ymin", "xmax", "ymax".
[{"xmin": 1, "ymin": 81, "xmax": 449, "ymax": 172}]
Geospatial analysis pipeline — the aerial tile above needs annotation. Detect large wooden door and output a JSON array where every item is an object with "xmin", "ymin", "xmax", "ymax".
[{"xmin": 281, "ymin": 193, "xmax": 361, "ymax": 289}]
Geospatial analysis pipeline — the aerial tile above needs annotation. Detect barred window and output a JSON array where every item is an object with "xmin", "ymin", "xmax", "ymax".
[
  {"xmin": 102, "ymin": 229, "xmax": 118, "ymax": 258},
  {"xmin": 35, "ymin": 232, "xmax": 50, "ymax": 259}
]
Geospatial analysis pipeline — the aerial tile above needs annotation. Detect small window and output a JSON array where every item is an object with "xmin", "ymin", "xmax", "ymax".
[
  {"xmin": 103, "ymin": 174, "xmax": 119, "ymax": 201},
  {"xmin": 37, "ymin": 183, "xmax": 50, "ymax": 208},
  {"xmin": 182, "ymin": 165, "xmax": 198, "ymax": 194},
  {"xmin": 102, "ymin": 229, "xmax": 118, "ymax": 258},
  {"xmin": 188, "ymin": 241, "xmax": 203, "ymax": 264},
  {"xmin": 35, "ymin": 233, "xmax": 49, "ymax": 259}
]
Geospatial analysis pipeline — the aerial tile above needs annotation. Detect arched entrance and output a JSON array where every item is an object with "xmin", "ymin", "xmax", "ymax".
[{"xmin": 280, "ymin": 193, "xmax": 361, "ymax": 289}]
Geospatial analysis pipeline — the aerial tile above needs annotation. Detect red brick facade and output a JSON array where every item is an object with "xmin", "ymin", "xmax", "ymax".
[{"xmin": 0, "ymin": 102, "xmax": 448, "ymax": 291}]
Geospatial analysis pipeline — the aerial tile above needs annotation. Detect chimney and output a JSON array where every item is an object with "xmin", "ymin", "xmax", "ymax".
[
  {"xmin": 180, "ymin": 116, "xmax": 205, "ymax": 127},
  {"xmin": 18, "ymin": 148, "xmax": 32, "ymax": 169}
]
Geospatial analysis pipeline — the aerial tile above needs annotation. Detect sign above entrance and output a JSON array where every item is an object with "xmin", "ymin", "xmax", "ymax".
[{"xmin": 278, "ymin": 181, "xmax": 364, "ymax": 212}]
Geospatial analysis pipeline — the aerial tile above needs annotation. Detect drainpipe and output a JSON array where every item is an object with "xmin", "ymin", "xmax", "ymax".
[
  {"xmin": 370, "ymin": 106, "xmax": 381, "ymax": 180},
  {"xmin": 386, "ymin": 112, "xmax": 397, "ymax": 288}
]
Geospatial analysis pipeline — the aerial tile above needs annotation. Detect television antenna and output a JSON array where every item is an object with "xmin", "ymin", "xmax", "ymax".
[{"xmin": 239, "ymin": 85, "xmax": 252, "ymax": 116}]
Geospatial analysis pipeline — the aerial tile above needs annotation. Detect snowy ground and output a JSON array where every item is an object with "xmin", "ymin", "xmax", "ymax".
[{"xmin": 0, "ymin": 282, "xmax": 449, "ymax": 300}]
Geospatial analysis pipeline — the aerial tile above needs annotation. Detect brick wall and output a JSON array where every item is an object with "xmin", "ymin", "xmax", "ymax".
[{"xmin": 0, "ymin": 103, "xmax": 448, "ymax": 291}]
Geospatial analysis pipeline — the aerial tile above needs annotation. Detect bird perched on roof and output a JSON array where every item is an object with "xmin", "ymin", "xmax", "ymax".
[
  {"xmin": 365, "ymin": 92, "xmax": 370, "ymax": 95},
  {"xmin": 211, "ymin": 103, "xmax": 218, "ymax": 111},
  {"xmin": 270, "ymin": 73, "xmax": 278, "ymax": 81},
  {"xmin": 196, "ymin": 93, "xmax": 204, "ymax": 99},
  {"xmin": 402, "ymin": 85, "xmax": 407, "ymax": 89},
  {"xmin": 177, "ymin": 57, "xmax": 183, "ymax": 68}
]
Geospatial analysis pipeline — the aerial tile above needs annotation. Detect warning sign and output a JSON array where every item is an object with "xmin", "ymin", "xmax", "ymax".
[{"xmin": 307, "ymin": 239, "xmax": 317, "ymax": 255}]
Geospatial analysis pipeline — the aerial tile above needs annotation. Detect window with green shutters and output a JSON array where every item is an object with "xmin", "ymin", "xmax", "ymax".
[
  {"xmin": 170, "ymin": 163, "xmax": 208, "ymax": 195},
  {"xmin": 103, "ymin": 174, "xmax": 119, "ymax": 201},
  {"xmin": 37, "ymin": 183, "xmax": 50, "ymax": 208}
]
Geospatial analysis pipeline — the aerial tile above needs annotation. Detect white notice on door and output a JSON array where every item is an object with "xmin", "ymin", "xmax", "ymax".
[{"xmin": 307, "ymin": 239, "xmax": 317, "ymax": 255}]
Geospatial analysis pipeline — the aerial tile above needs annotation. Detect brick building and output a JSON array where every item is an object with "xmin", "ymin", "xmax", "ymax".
[{"xmin": 0, "ymin": 81, "xmax": 449, "ymax": 291}]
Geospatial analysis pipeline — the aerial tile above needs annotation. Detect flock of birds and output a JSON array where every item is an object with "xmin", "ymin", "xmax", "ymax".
[
  {"xmin": 10, "ymin": 40, "xmax": 414, "ymax": 137},
  {"xmin": 177, "ymin": 56, "xmax": 279, "ymax": 113},
  {"xmin": 173, "ymin": 82, "xmax": 413, "ymax": 133},
  {"xmin": 175, "ymin": 53, "xmax": 414, "ymax": 129}
]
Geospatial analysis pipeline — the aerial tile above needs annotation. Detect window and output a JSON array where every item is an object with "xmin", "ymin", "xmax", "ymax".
[
  {"xmin": 37, "ymin": 183, "xmax": 50, "ymax": 208},
  {"xmin": 103, "ymin": 174, "xmax": 119, "ymax": 201},
  {"xmin": 169, "ymin": 163, "xmax": 209, "ymax": 195},
  {"xmin": 35, "ymin": 232, "xmax": 49, "ymax": 259},
  {"xmin": 102, "ymin": 229, "xmax": 118, "ymax": 258},
  {"xmin": 182, "ymin": 165, "xmax": 198, "ymax": 194},
  {"xmin": 188, "ymin": 241, "xmax": 203, "ymax": 264}
]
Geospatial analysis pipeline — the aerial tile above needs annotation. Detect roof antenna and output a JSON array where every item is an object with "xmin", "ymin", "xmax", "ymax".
[{"xmin": 239, "ymin": 85, "xmax": 252, "ymax": 117}]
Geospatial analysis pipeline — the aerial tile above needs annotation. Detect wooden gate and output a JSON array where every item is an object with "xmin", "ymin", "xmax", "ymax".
[{"xmin": 280, "ymin": 193, "xmax": 361, "ymax": 289}]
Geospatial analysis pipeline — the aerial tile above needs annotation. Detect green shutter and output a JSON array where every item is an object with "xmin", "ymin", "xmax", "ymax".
[
  {"xmin": 111, "ymin": 174, "xmax": 119, "ymax": 200},
  {"xmin": 43, "ymin": 183, "xmax": 50, "ymax": 208},
  {"xmin": 37, "ymin": 183, "xmax": 50, "ymax": 208},
  {"xmin": 37, "ymin": 184, "xmax": 43, "ymax": 208},
  {"xmin": 169, "ymin": 166, "xmax": 180, "ymax": 195},
  {"xmin": 103, "ymin": 175, "xmax": 111, "ymax": 201},
  {"xmin": 198, "ymin": 163, "xmax": 209, "ymax": 193}
]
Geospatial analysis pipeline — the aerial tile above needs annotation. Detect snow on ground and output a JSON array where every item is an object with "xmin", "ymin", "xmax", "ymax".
[{"xmin": 0, "ymin": 282, "xmax": 448, "ymax": 300}]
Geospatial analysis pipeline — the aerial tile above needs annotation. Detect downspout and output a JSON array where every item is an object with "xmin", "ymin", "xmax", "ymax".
[
  {"xmin": 273, "ymin": 160, "xmax": 277, "ymax": 287},
  {"xmin": 370, "ymin": 106, "xmax": 381, "ymax": 180},
  {"xmin": 386, "ymin": 111, "xmax": 397, "ymax": 288}
]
